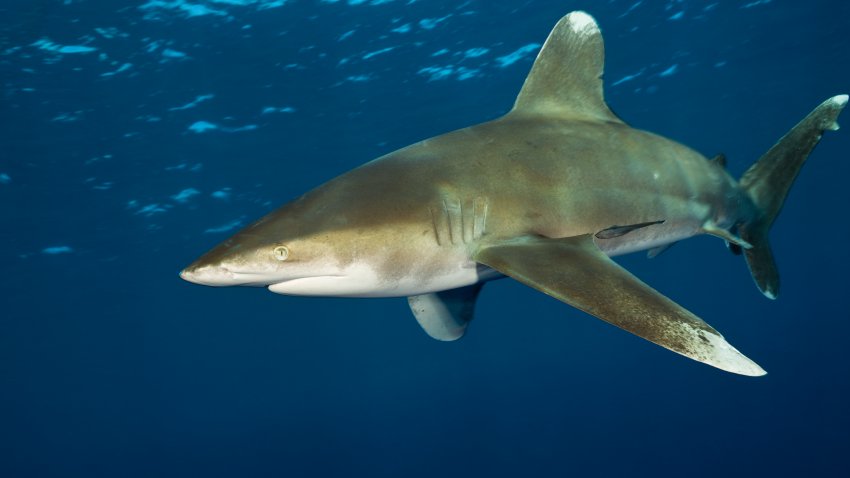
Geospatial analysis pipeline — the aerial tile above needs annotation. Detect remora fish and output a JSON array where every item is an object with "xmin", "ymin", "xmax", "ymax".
[{"xmin": 181, "ymin": 11, "xmax": 846, "ymax": 376}]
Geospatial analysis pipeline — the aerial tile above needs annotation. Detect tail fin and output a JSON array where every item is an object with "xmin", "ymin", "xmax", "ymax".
[{"xmin": 738, "ymin": 95, "xmax": 847, "ymax": 299}]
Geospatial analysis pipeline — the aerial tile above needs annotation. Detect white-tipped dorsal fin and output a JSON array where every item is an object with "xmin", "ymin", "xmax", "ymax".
[{"xmin": 510, "ymin": 11, "xmax": 622, "ymax": 124}]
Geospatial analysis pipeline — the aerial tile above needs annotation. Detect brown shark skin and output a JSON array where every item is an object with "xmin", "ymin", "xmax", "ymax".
[
  {"xmin": 182, "ymin": 10, "xmax": 751, "ymax": 291},
  {"xmin": 184, "ymin": 114, "xmax": 747, "ymax": 290}
]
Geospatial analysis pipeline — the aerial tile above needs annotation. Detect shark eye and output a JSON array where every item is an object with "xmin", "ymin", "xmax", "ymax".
[{"xmin": 272, "ymin": 246, "xmax": 290, "ymax": 261}]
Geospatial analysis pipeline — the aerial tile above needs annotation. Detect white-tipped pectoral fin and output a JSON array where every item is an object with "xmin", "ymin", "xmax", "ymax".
[{"xmin": 473, "ymin": 235, "xmax": 766, "ymax": 376}]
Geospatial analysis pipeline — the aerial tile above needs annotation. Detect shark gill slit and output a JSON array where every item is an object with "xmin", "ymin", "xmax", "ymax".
[
  {"xmin": 441, "ymin": 199, "xmax": 454, "ymax": 244},
  {"xmin": 473, "ymin": 197, "xmax": 488, "ymax": 240},
  {"xmin": 448, "ymin": 198, "xmax": 463, "ymax": 245},
  {"xmin": 429, "ymin": 206, "xmax": 445, "ymax": 246},
  {"xmin": 431, "ymin": 197, "xmax": 489, "ymax": 246},
  {"xmin": 462, "ymin": 198, "xmax": 473, "ymax": 244}
]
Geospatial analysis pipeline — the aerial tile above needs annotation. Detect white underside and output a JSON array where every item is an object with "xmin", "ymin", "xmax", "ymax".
[{"xmin": 267, "ymin": 261, "xmax": 499, "ymax": 298}]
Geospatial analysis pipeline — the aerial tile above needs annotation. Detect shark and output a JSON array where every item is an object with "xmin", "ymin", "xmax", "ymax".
[{"xmin": 181, "ymin": 11, "xmax": 846, "ymax": 376}]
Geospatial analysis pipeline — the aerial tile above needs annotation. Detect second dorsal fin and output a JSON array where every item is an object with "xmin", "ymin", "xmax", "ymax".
[
  {"xmin": 710, "ymin": 153, "xmax": 727, "ymax": 168},
  {"xmin": 510, "ymin": 11, "xmax": 622, "ymax": 124}
]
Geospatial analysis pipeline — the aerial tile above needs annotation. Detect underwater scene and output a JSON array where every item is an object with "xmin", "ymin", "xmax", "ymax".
[{"xmin": 2, "ymin": 1, "xmax": 849, "ymax": 476}]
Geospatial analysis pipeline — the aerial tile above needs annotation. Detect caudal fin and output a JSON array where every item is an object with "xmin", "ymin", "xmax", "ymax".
[{"xmin": 738, "ymin": 95, "xmax": 847, "ymax": 299}]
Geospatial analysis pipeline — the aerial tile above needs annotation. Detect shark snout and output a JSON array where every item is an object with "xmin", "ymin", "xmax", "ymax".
[
  {"xmin": 180, "ymin": 260, "xmax": 287, "ymax": 287},
  {"xmin": 180, "ymin": 263, "xmax": 239, "ymax": 286}
]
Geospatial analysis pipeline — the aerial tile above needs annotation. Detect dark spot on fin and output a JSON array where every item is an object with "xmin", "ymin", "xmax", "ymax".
[
  {"xmin": 595, "ymin": 220, "xmax": 664, "ymax": 240},
  {"xmin": 710, "ymin": 153, "xmax": 727, "ymax": 168},
  {"xmin": 647, "ymin": 242, "xmax": 677, "ymax": 259}
]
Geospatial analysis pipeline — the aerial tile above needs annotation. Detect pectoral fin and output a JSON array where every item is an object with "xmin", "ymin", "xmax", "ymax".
[
  {"xmin": 473, "ymin": 235, "xmax": 765, "ymax": 376},
  {"xmin": 408, "ymin": 283, "xmax": 484, "ymax": 341}
]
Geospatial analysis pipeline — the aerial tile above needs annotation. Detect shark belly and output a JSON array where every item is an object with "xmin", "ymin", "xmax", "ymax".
[
  {"xmin": 266, "ymin": 263, "xmax": 472, "ymax": 298},
  {"xmin": 267, "ymin": 244, "xmax": 500, "ymax": 298},
  {"xmin": 267, "ymin": 263, "xmax": 500, "ymax": 298}
]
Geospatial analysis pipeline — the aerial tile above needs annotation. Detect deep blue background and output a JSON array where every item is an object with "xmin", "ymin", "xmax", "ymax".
[{"xmin": 2, "ymin": 1, "xmax": 849, "ymax": 476}]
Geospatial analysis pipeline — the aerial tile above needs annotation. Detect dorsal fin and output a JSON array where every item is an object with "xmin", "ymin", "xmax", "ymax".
[
  {"xmin": 710, "ymin": 153, "xmax": 727, "ymax": 168},
  {"xmin": 510, "ymin": 11, "xmax": 622, "ymax": 123}
]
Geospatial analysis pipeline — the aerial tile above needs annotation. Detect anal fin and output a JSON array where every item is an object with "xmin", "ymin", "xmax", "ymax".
[
  {"xmin": 408, "ymin": 283, "xmax": 484, "ymax": 341},
  {"xmin": 647, "ymin": 242, "xmax": 677, "ymax": 259}
]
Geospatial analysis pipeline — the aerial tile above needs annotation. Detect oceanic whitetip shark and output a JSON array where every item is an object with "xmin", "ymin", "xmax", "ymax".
[{"xmin": 181, "ymin": 11, "xmax": 846, "ymax": 376}]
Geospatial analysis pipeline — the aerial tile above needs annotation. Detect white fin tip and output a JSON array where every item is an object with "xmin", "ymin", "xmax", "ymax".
[
  {"xmin": 704, "ymin": 333, "xmax": 767, "ymax": 377},
  {"xmin": 566, "ymin": 11, "xmax": 598, "ymax": 35}
]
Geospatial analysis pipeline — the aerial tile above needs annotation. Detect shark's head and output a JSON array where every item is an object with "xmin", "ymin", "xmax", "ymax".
[
  {"xmin": 180, "ymin": 167, "xmax": 447, "ymax": 297},
  {"xmin": 180, "ymin": 198, "xmax": 376, "ymax": 296},
  {"xmin": 180, "ymin": 223, "xmax": 330, "ymax": 288}
]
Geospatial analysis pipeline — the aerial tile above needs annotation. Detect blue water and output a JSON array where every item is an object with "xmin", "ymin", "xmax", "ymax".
[{"xmin": 2, "ymin": 1, "xmax": 849, "ymax": 476}]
